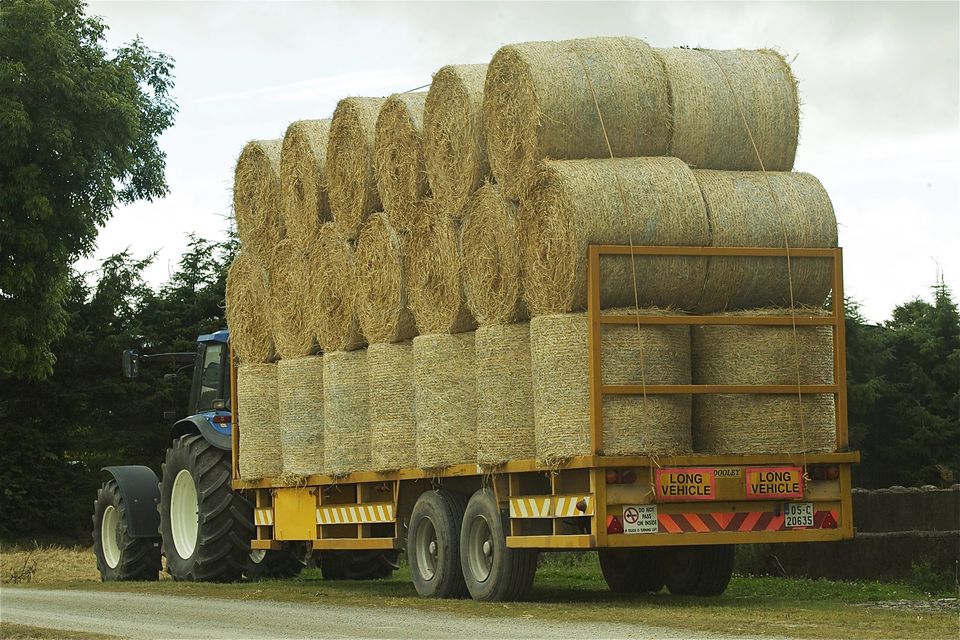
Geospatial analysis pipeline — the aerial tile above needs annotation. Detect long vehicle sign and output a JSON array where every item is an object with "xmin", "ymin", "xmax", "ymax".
[
  {"xmin": 745, "ymin": 466, "xmax": 804, "ymax": 499},
  {"xmin": 655, "ymin": 467, "xmax": 715, "ymax": 501}
]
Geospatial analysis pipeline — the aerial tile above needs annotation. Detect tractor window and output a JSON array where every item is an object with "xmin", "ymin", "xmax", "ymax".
[{"xmin": 197, "ymin": 343, "xmax": 223, "ymax": 411}]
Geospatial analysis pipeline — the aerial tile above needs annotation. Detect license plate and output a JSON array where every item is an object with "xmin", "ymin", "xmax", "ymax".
[{"xmin": 784, "ymin": 502, "xmax": 814, "ymax": 528}]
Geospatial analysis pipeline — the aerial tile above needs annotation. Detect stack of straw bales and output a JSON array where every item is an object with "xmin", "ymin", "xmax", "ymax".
[{"xmin": 227, "ymin": 34, "xmax": 840, "ymax": 480}]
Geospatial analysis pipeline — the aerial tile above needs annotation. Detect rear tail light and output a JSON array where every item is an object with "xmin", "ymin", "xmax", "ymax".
[
  {"xmin": 809, "ymin": 465, "xmax": 840, "ymax": 481},
  {"xmin": 212, "ymin": 415, "xmax": 230, "ymax": 424},
  {"xmin": 605, "ymin": 469, "xmax": 637, "ymax": 484}
]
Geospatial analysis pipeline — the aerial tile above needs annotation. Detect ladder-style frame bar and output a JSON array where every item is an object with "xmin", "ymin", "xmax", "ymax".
[{"xmin": 586, "ymin": 244, "xmax": 849, "ymax": 460}]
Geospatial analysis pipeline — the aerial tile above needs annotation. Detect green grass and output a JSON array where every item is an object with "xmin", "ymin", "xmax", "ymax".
[{"xmin": 15, "ymin": 553, "xmax": 955, "ymax": 640}]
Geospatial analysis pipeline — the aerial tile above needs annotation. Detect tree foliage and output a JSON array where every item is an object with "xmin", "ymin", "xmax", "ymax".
[
  {"xmin": 0, "ymin": 235, "xmax": 234, "ymax": 539},
  {"xmin": 0, "ymin": 0, "xmax": 176, "ymax": 380}
]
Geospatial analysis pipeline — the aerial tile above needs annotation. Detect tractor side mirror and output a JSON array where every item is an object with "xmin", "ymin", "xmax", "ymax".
[
  {"xmin": 212, "ymin": 399, "xmax": 227, "ymax": 411},
  {"xmin": 163, "ymin": 373, "xmax": 178, "ymax": 384},
  {"xmin": 122, "ymin": 349, "xmax": 139, "ymax": 379}
]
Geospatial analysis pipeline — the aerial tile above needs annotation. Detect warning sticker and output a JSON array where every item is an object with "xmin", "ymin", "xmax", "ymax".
[
  {"xmin": 655, "ymin": 468, "xmax": 715, "ymax": 501},
  {"xmin": 745, "ymin": 467, "xmax": 804, "ymax": 500},
  {"xmin": 622, "ymin": 504, "xmax": 658, "ymax": 534}
]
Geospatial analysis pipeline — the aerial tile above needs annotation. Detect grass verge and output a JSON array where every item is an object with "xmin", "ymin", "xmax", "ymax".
[
  {"xmin": 4, "ymin": 548, "xmax": 956, "ymax": 640},
  {"xmin": 0, "ymin": 622, "xmax": 117, "ymax": 640}
]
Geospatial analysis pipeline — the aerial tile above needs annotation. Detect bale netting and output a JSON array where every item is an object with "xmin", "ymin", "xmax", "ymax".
[
  {"xmin": 234, "ymin": 139, "xmax": 284, "ymax": 262},
  {"xmin": 278, "ymin": 356, "xmax": 324, "ymax": 477},
  {"xmin": 327, "ymin": 97, "xmax": 386, "ymax": 239},
  {"xmin": 476, "ymin": 323, "xmax": 534, "ymax": 466},
  {"xmin": 309, "ymin": 224, "xmax": 364, "ymax": 351},
  {"xmin": 414, "ymin": 332, "xmax": 477, "ymax": 469},
  {"xmin": 461, "ymin": 183, "xmax": 525, "ymax": 325},
  {"xmin": 423, "ymin": 64, "xmax": 489, "ymax": 216},
  {"xmin": 225, "ymin": 250, "xmax": 274, "ymax": 363},
  {"xmin": 530, "ymin": 310, "xmax": 692, "ymax": 465},
  {"xmin": 368, "ymin": 341, "xmax": 416, "ymax": 471},
  {"xmin": 484, "ymin": 37, "xmax": 671, "ymax": 199},
  {"xmin": 238, "ymin": 363, "xmax": 281, "ymax": 479},
  {"xmin": 406, "ymin": 213, "xmax": 476, "ymax": 334},
  {"xmin": 354, "ymin": 213, "xmax": 417, "ymax": 343},
  {"xmin": 269, "ymin": 239, "xmax": 315, "ymax": 358},
  {"xmin": 691, "ymin": 308, "xmax": 836, "ymax": 454},
  {"xmin": 519, "ymin": 157, "xmax": 709, "ymax": 316},
  {"xmin": 280, "ymin": 119, "xmax": 332, "ymax": 242},
  {"xmin": 323, "ymin": 349, "xmax": 370, "ymax": 476},
  {"xmin": 694, "ymin": 170, "xmax": 838, "ymax": 312},
  {"xmin": 374, "ymin": 93, "xmax": 429, "ymax": 231},
  {"xmin": 657, "ymin": 47, "xmax": 799, "ymax": 172}
]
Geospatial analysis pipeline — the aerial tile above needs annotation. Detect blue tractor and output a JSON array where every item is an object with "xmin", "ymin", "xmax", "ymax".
[{"xmin": 92, "ymin": 330, "xmax": 394, "ymax": 582}]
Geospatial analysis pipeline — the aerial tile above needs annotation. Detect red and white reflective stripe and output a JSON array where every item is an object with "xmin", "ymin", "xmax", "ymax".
[
  {"xmin": 316, "ymin": 503, "xmax": 394, "ymax": 525},
  {"xmin": 254, "ymin": 508, "xmax": 274, "ymax": 526},
  {"xmin": 656, "ymin": 510, "xmax": 838, "ymax": 533}
]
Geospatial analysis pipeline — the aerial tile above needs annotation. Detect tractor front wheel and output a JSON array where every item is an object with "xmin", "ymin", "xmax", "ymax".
[{"xmin": 92, "ymin": 479, "xmax": 161, "ymax": 581}]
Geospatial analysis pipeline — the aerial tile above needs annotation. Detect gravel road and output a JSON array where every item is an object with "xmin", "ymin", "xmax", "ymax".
[{"xmin": 1, "ymin": 588, "xmax": 772, "ymax": 639}]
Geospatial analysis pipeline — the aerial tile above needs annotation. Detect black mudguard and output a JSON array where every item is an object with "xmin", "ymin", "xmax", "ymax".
[{"xmin": 101, "ymin": 465, "xmax": 161, "ymax": 538}]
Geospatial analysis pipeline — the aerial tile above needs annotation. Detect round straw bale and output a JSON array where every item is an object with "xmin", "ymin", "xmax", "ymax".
[
  {"xmin": 657, "ymin": 47, "xmax": 799, "ymax": 171},
  {"xmin": 476, "ymin": 323, "xmax": 535, "ymax": 466},
  {"xmin": 406, "ymin": 214, "xmax": 476, "ymax": 334},
  {"xmin": 278, "ymin": 355, "xmax": 324, "ymax": 476},
  {"xmin": 280, "ymin": 119, "xmax": 331, "ymax": 242},
  {"xmin": 414, "ymin": 332, "xmax": 477, "ymax": 469},
  {"xmin": 225, "ymin": 250, "xmax": 274, "ymax": 364},
  {"xmin": 461, "ymin": 183, "xmax": 525, "ymax": 325},
  {"xmin": 327, "ymin": 97, "xmax": 386, "ymax": 239},
  {"xmin": 323, "ymin": 349, "xmax": 370, "ymax": 476},
  {"xmin": 309, "ymin": 224, "xmax": 365, "ymax": 352},
  {"xmin": 484, "ymin": 37, "xmax": 671, "ymax": 199},
  {"xmin": 424, "ymin": 64, "xmax": 489, "ymax": 216},
  {"xmin": 354, "ymin": 213, "xmax": 417, "ymax": 343},
  {"xmin": 694, "ymin": 170, "xmax": 838, "ymax": 311},
  {"xmin": 238, "ymin": 363, "xmax": 281, "ymax": 479},
  {"xmin": 531, "ymin": 310, "xmax": 692, "ymax": 465},
  {"xmin": 234, "ymin": 139, "xmax": 284, "ymax": 261},
  {"xmin": 368, "ymin": 341, "xmax": 416, "ymax": 471},
  {"xmin": 520, "ymin": 157, "xmax": 709, "ymax": 316},
  {"xmin": 691, "ymin": 308, "xmax": 836, "ymax": 454},
  {"xmin": 269, "ymin": 239, "xmax": 315, "ymax": 358},
  {"xmin": 374, "ymin": 93, "xmax": 429, "ymax": 232}
]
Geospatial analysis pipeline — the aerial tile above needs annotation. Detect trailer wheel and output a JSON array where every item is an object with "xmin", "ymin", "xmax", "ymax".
[
  {"xmin": 92, "ymin": 479, "xmax": 161, "ymax": 581},
  {"xmin": 460, "ymin": 488, "xmax": 538, "ymax": 602},
  {"xmin": 598, "ymin": 548, "xmax": 664, "ymax": 593},
  {"xmin": 245, "ymin": 544, "xmax": 308, "ymax": 580},
  {"xmin": 662, "ymin": 544, "xmax": 735, "ymax": 596},
  {"xmin": 407, "ymin": 489, "xmax": 469, "ymax": 598},
  {"xmin": 319, "ymin": 550, "xmax": 400, "ymax": 580},
  {"xmin": 160, "ymin": 435, "xmax": 253, "ymax": 582}
]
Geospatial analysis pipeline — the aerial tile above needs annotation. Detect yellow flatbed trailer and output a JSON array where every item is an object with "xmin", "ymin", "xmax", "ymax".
[{"xmin": 231, "ymin": 244, "xmax": 857, "ymax": 600}]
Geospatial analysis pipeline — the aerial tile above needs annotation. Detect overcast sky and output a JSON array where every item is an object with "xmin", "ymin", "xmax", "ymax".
[{"xmin": 80, "ymin": 0, "xmax": 959, "ymax": 323}]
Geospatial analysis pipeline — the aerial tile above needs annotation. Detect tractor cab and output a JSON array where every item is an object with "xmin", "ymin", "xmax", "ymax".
[{"xmin": 122, "ymin": 329, "xmax": 232, "ymax": 449}]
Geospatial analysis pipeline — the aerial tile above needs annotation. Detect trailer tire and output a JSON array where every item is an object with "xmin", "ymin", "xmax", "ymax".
[
  {"xmin": 662, "ymin": 544, "xmax": 735, "ymax": 596},
  {"xmin": 407, "ymin": 489, "xmax": 469, "ymax": 598},
  {"xmin": 319, "ymin": 550, "xmax": 400, "ymax": 580},
  {"xmin": 160, "ymin": 434, "xmax": 253, "ymax": 582},
  {"xmin": 460, "ymin": 488, "xmax": 538, "ymax": 602},
  {"xmin": 598, "ymin": 548, "xmax": 664, "ymax": 593},
  {"xmin": 246, "ymin": 544, "xmax": 308, "ymax": 580},
  {"xmin": 92, "ymin": 479, "xmax": 161, "ymax": 581}
]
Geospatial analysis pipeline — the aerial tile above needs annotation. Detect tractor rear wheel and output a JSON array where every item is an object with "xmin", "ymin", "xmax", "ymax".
[
  {"xmin": 92, "ymin": 479, "xmax": 161, "ymax": 581},
  {"xmin": 159, "ymin": 434, "xmax": 253, "ymax": 582}
]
